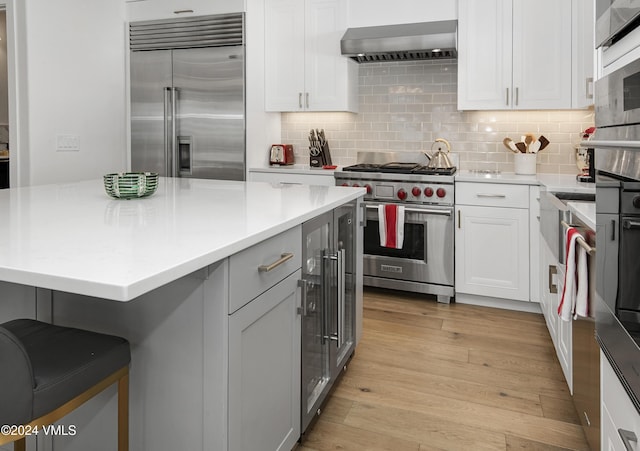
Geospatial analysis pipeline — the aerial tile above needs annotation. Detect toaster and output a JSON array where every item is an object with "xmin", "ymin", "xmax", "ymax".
[{"xmin": 269, "ymin": 144, "xmax": 294, "ymax": 165}]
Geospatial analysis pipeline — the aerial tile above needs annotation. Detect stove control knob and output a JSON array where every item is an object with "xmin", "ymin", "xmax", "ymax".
[
  {"xmin": 364, "ymin": 184, "xmax": 372, "ymax": 194},
  {"xmin": 424, "ymin": 187, "xmax": 434, "ymax": 197},
  {"xmin": 341, "ymin": 183, "xmax": 349, "ymax": 187},
  {"xmin": 397, "ymin": 189, "xmax": 407, "ymax": 200},
  {"xmin": 411, "ymin": 187, "xmax": 422, "ymax": 197},
  {"xmin": 353, "ymin": 183, "xmax": 360, "ymax": 187},
  {"xmin": 436, "ymin": 187, "xmax": 446, "ymax": 198},
  {"xmin": 634, "ymin": 195, "xmax": 640, "ymax": 209}
]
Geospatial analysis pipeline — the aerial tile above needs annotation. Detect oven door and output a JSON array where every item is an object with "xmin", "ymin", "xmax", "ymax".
[{"xmin": 362, "ymin": 202, "xmax": 454, "ymax": 287}]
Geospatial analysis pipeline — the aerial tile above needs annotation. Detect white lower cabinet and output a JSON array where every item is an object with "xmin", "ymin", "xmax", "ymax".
[
  {"xmin": 602, "ymin": 353, "xmax": 640, "ymax": 451},
  {"xmin": 228, "ymin": 270, "xmax": 301, "ymax": 451},
  {"xmin": 455, "ymin": 183, "xmax": 530, "ymax": 302}
]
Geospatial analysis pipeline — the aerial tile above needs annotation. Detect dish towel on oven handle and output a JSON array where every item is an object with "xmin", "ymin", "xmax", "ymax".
[
  {"xmin": 378, "ymin": 204, "xmax": 405, "ymax": 249},
  {"xmin": 558, "ymin": 226, "xmax": 589, "ymax": 321}
]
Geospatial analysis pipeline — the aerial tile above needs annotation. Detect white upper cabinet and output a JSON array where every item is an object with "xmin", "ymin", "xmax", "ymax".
[
  {"xmin": 458, "ymin": 0, "xmax": 573, "ymax": 110},
  {"xmin": 572, "ymin": 0, "xmax": 595, "ymax": 108},
  {"xmin": 265, "ymin": 0, "xmax": 358, "ymax": 112},
  {"xmin": 126, "ymin": 0, "xmax": 245, "ymax": 22}
]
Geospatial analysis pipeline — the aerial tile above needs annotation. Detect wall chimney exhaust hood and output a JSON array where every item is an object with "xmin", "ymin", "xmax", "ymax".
[{"xmin": 340, "ymin": 20, "xmax": 457, "ymax": 63}]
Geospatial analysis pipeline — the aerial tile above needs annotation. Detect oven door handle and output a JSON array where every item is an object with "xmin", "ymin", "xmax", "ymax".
[
  {"xmin": 365, "ymin": 204, "xmax": 453, "ymax": 216},
  {"xmin": 623, "ymin": 219, "xmax": 640, "ymax": 230}
]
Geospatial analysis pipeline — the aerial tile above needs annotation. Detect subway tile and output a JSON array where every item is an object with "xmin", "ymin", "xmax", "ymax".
[{"xmin": 279, "ymin": 61, "xmax": 594, "ymax": 174}]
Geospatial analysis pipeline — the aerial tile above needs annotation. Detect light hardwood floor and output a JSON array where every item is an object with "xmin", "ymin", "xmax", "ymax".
[{"xmin": 299, "ymin": 288, "xmax": 589, "ymax": 451}]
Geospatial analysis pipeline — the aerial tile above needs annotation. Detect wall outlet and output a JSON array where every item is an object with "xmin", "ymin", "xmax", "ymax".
[{"xmin": 56, "ymin": 134, "xmax": 80, "ymax": 151}]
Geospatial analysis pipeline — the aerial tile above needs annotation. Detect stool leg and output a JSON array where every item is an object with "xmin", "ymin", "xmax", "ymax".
[
  {"xmin": 118, "ymin": 372, "xmax": 129, "ymax": 451},
  {"xmin": 13, "ymin": 438, "xmax": 25, "ymax": 451}
]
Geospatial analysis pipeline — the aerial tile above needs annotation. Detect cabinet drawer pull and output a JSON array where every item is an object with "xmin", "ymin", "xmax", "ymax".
[
  {"xmin": 618, "ymin": 428, "xmax": 638, "ymax": 451},
  {"xmin": 476, "ymin": 193, "xmax": 507, "ymax": 198},
  {"xmin": 173, "ymin": 9, "xmax": 194, "ymax": 14},
  {"xmin": 258, "ymin": 253, "xmax": 294, "ymax": 272},
  {"xmin": 548, "ymin": 265, "xmax": 558, "ymax": 294}
]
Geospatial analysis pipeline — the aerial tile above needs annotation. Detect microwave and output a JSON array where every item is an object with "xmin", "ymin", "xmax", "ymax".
[
  {"xmin": 595, "ymin": 54, "xmax": 640, "ymax": 130},
  {"xmin": 597, "ymin": 0, "xmax": 640, "ymax": 48}
]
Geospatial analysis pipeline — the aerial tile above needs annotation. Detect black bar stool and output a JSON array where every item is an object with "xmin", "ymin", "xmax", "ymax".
[{"xmin": 0, "ymin": 319, "xmax": 131, "ymax": 451}]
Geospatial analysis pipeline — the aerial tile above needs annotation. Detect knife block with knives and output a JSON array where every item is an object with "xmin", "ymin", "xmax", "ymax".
[{"xmin": 309, "ymin": 128, "xmax": 333, "ymax": 167}]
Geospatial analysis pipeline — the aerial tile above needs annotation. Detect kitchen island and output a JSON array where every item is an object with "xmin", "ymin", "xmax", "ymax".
[{"xmin": 0, "ymin": 177, "xmax": 365, "ymax": 451}]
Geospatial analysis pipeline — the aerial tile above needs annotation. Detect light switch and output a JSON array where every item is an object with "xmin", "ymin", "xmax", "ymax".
[{"xmin": 56, "ymin": 134, "xmax": 80, "ymax": 151}]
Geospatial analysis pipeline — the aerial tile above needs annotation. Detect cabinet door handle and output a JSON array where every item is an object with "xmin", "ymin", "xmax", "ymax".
[
  {"xmin": 306, "ymin": 92, "xmax": 310, "ymax": 109},
  {"xmin": 457, "ymin": 209, "xmax": 461, "ymax": 229},
  {"xmin": 618, "ymin": 429, "xmax": 638, "ymax": 451},
  {"xmin": 299, "ymin": 92, "xmax": 303, "ymax": 109},
  {"xmin": 515, "ymin": 87, "xmax": 519, "ymax": 106},
  {"xmin": 548, "ymin": 265, "xmax": 558, "ymax": 294},
  {"xmin": 506, "ymin": 88, "xmax": 509, "ymax": 106},
  {"xmin": 258, "ymin": 252, "xmax": 294, "ymax": 272},
  {"xmin": 586, "ymin": 77, "xmax": 594, "ymax": 100},
  {"xmin": 297, "ymin": 279, "xmax": 307, "ymax": 316},
  {"xmin": 477, "ymin": 193, "xmax": 506, "ymax": 198}
]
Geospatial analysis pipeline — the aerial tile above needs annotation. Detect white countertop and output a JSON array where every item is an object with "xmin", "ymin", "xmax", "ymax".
[
  {"xmin": 249, "ymin": 164, "xmax": 340, "ymax": 176},
  {"xmin": 567, "ymin": 201, "xmax": 596, "ymax": 231},
  {"xmin": 455, "ymin": 170, "xmax": 596, "ymax": 193},
  {"xmin": 0, "ymin": 178, "xmax": 364, "ymax": 301}
]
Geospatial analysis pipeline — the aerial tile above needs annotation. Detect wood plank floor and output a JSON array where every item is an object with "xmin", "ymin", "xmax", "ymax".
[{"xmin": 299, "ymin": 288, "xmax": 589, "ymax": 451}]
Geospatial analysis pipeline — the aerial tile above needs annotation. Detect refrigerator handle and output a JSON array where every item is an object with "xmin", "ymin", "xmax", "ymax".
[
  {"xmin": 335, "ymin": 248, "xmax": 345, "ymax": 347},
  {"xmin": 171, "ymin": 87, "xmax": 178, "ymax": 177},
  {"xmin": 321, "ymin": 249, "xmax": 329, "ymax": 344},
  {"xmin": 164, "ymin": 87, "xmax": 172, "ymax": 177}
]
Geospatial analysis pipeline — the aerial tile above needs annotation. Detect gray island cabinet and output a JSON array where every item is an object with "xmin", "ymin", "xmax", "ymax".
[{"xmin": 0, "ymin": 178, "xmax": 364, "ymax": 451}]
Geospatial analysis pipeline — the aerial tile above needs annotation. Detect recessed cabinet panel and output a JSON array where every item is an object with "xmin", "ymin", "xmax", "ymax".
[
  {"xmin": 457, "ymin": 0, "xmax": 512, "ymax": 110},
  {"xmin": 458, "ymin": 0, "xmax": 574, "ymax": 110},
  {"xmin": 265, "ymin": 0, "xmax": 358, "ymax": 112},
  {"xmin": 264, "ymin": 0, "xmax": 306, "ymax": 111},
  {"xmin": 512, "ymin": 0, "xmax": 572, "ymax": 109},
  {"xmin": 455, "ymin": 205, "xmax": 530, "ymax": 301}
]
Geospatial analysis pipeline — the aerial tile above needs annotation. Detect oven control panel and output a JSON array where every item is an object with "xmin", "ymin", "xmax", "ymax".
[{"xmin": 338, "ymin": 180, "xmax": 453, "ymax": 205}]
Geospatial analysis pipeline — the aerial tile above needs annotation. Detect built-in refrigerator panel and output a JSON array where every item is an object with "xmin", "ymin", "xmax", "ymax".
[
  {"xmin": 130, "ymin": 50, "xmax": 173, "ymax": 176},
  {"xmin": 301, "ymin": 202, "xmax": 357, "ymax": 436},
  {"xmin": 334, "ymin": 201, "xmax": 356, "ymax": 371},
  {"xmin": 301, "ymin": 211, "xmax": 332, "ymax": 434},
  {"xmin": 129, "ymin": 13, "xmax": 246, "ymax": 181},
  {"xmin": 172, "ymin": 47, "xmax": 245, "ymax": 180}
]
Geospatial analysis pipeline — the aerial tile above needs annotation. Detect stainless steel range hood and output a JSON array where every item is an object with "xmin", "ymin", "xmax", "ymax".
[{"xmin": 341, "ymin": 20, "xmax": 457, "ymax": 63}]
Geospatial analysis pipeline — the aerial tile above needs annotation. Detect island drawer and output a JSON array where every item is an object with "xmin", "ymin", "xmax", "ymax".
[
  {"xmin": 229, "ymin": 225, "xmax": 302, "ymax": 314},
  {"xmin": 456, "ymin": 182, "xmax": 529, "ymax": 208}
]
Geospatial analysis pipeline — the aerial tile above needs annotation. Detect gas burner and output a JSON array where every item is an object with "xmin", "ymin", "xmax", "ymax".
[
  {"xmin": 341, "ymin": 163, "xmax": 382, "ymax": 172},
  {"xmin": 342, "ymin": 162, "xmax": 457, "ymax": 176},
  {"xmin": 411, "ymin": 166, "xmax": 457, "ymax": 176},
  {"xmin": 378, "ymin": 162, "xmax": 420, "ymax": 173}
]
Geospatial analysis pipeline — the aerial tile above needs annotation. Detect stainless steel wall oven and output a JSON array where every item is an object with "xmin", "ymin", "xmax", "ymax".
[{"xmin": 592, "ymin": 53, "xmax": 640, "ymax": 414}]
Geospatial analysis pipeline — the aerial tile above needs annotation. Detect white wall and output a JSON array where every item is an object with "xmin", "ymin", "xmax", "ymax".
[
  {"xmin": 245, "ymin": 0, "xmax": 281, "ymax": 171},
  {"xmin": 346, "ymin": 0, "xmax": 457, "ymax": 28},
  {"xmin": 15, "ymin": 0, "xmax": 127, "ymax": 186}
]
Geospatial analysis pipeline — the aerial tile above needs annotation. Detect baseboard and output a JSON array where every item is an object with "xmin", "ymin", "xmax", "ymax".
[{"xmin": 454, "ymin": 293, "xmax": 542, "ymax": 314}]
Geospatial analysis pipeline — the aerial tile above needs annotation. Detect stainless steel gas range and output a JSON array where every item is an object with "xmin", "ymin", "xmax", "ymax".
[{"xmin": 335, "ymin": 155, "xmax": 456, "ymax": 303}]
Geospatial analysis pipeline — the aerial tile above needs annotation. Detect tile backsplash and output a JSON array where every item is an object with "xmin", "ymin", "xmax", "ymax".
[{"xmin": 281, "ymin": 60, "xmax": 594, "ymax": 174}]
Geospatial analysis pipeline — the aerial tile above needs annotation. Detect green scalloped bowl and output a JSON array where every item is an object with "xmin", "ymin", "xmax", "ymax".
[{"xmin": 103, "ymin": 172, "xmax": 159, "ymax": 199}]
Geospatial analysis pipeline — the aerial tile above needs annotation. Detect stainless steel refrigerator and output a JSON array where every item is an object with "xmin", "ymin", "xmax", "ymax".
[{"xmin": 129, "ymin": 14, "xmax": 245, "ymax": 181}]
